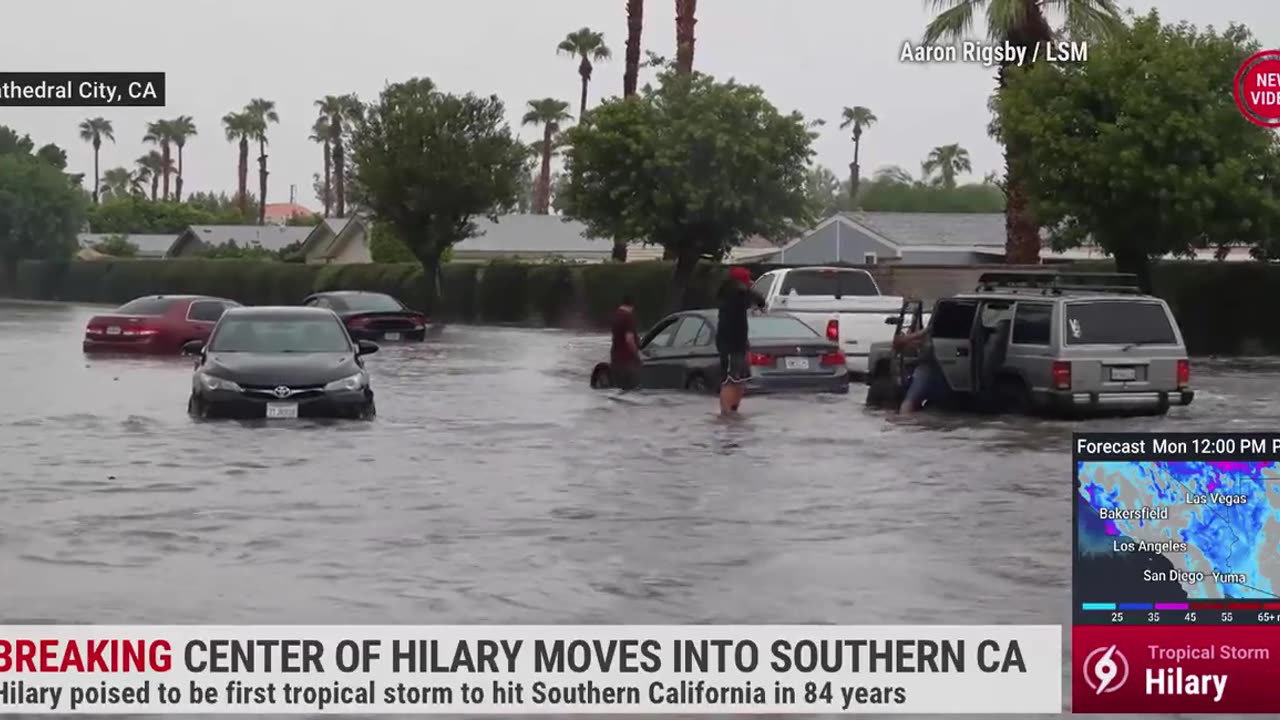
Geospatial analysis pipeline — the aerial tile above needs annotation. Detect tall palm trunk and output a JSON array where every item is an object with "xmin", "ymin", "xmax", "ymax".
[
  {"xmin": 150, "ymin": 175, "xmax": 159, "ymax": 202},
  {"xmin": 160, "ymin": 143, "xmax": 171, "ymax": 200},
  {"xmin": 849, "ymin": 129, "xmax": 862, "ymax": 203},
  {"xmin": 175, "ymin": 144, "xmax": 185, "ymax": 202},
  {"xmin": 257, "ymin": 137, "xmax": 268, "ymax": 225},
  {"xmin": 674, "ymin": 0, "xmax": 697, "ymax": 74},
  {"xmin": 333, "ymin": 118, "xmax": 346, "ymax": 217},
  {"xmin": 537, "ymin": 126, "xmax": 554, "ymax": 214},
  {"xmin": 237, "ymin": 138, "xmax": 250, "ymax": 219},
  {"xmin": 996, "ymin": 63, "xmax": 1040, "ymax": 264},
  {"xmin": 578, "ymin": 57, "xmax": 592, "ymax": 119},
  {"xmin": 92, "ymin": 139, "xmax": 101, "ymax": 204},
  {"xmin": 624, "ymin": 0, "xmax": 644, "ymax": 97},
  {"xmin": 322, "ymin": 141, "xmax": 332, "ymax": 217}
]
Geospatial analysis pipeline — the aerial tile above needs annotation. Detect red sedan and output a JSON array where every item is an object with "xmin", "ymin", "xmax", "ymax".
[{"xmin": 83, "ymin": 295, "xmax": 241, "ymax": 355}]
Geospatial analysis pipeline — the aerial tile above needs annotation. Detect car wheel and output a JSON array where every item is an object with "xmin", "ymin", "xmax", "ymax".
[
  {"xmin": 187, "ymin": 393, "xmax": 208, "ymax": 419},
  {"xmin": 590, "ymin": 365, "xmax": 613, "ymax": 389},
  {"xmin": 409, "ymin": 331, "xmax": 426, "ymax": 342},
  {"xmin": 993, "ymin": 376, "xmax": 1032, "ymax": 415},
  {"xmin": 361, "ymin": 402, "xmax": 377, "ymax": 420},
  {"xmin": 685, "ymin": 373, "xmax": 710, "ymax": 393},
  {"xmin": 865, "ymin": 371, "xmax": 898, "ymax": 408}
]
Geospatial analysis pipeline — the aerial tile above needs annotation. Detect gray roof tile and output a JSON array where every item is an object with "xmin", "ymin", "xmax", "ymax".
[
  {"xmin": 181, "ymin": 225, "xmax": 313, "ymax": 252},
  {"xmin": 454, "ymin": 214, "xmax": 612, "ymax": 255},
  {"xmin": 78, "ymin": 232, "xmax": 178, "ymax": 256},
  {"xmin": 840, "ymin": 211, "xmax": 1007, "ymax": 248}
]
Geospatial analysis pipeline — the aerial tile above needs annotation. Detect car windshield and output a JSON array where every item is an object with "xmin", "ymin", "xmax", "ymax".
[
  {"xmin": 341, "ymin": 294, "xmax": 403, "ymax": 312},
  {"xmin": 209, "ymin": 317, "xmax": 352, "ymax": 353},
  {"xmin": 749, "ymin": 315, "xmax": 820, "ymax": 339},
  {"xmin": 1064, "ymin": 301, "xmax": 1177, "ymax": 345},
  {"xmin": 115, "ymin": 297, "xmax": 176, "ymax": 316},
  {"xmin": 778, "ymin": 270, "xmax": 878, "ymax": 296}
]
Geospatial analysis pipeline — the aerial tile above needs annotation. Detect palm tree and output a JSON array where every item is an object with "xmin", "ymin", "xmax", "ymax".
[
  {"xmin": 77, "ymin": 117, "xmax": 114, "ymax": 204},
  {"xmin": 558, "ymin": 28, "xmax": 612, "ymax": 119},
  {"xmin": 924, "ymin": 0, "xmax": 1122, "ymax": 263},
  {"xmin": 624, "ymin": 0, "xmax": 644, "ymax": 97},
  {"xmin": 521, "ymin": 99, "xmax": 573, "ymax": 215},
  {"xmin": 922, "ymin": 144, "xmax": 972, "ymax": 189},
  {"xmin": 169, "ymin": 116, "xmax": 197, "ymax": 202},
  {"xmin": 142, "ymin": 120, "xmax": 176, "ymax": 200},
  {"xmin": 221, "ymin": 111, "xmax": 255, "ymax": 219},
  {"xmin": 310, "ymin": 117, "xmax": 332, "ymax": 217},
  {"xmin": 100, "ymin": 167, "xmax": 139, "ymax": 200},
  {"xmin": 135, "ymin": 151, "xmax": 169, "ymax": 202},
  {"xmin": 838, "ymin": 106, "xmax": 877, "ymax": 202},
  {"xmin": 874, "ymin": 165, "xmax": 915, "ymax": 185},
  {"xmin": 244, "ymin": 98, "xmax": 279, "ymax": 225},
  {"xmin": 315, "ymin": 94, "xmax": 360, "ymax": 217},
  {"xmin": 675, "ymin": 0, "xmax": 698, "ymax": 73}
]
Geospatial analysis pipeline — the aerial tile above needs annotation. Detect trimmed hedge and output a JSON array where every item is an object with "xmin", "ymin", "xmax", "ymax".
[{"xmin": 2, "ymin": 258, "xmax": 1278, "ymax": 355}]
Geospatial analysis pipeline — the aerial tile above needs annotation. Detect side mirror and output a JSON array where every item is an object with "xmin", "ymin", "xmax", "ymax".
[
  {"xmin": 356, "ymin": 340, "xmax": 379, "ymax": 356},
  {"xmin": 884, "ymin": 316, "xmax": 898, "ymax": 325},
  {"xmin": 181, "ymin": 339, "xmax": 205, "ymax": 355}
]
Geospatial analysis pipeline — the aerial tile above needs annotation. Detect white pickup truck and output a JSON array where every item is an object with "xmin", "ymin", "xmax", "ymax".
[{"xmin": 751, "ymin": 266, "xmax": 904, "ymax": 377}]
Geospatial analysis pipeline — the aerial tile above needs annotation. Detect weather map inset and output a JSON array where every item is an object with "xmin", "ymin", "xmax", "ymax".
[{"xmin": 1075, "ymin": 459, "xmax": 1280, "ymax": 620}]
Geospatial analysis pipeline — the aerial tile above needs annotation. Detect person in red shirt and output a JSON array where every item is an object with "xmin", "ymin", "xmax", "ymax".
[{"xmin": 610, "ymin": 295, "xmax": 641, "ymax": 390}]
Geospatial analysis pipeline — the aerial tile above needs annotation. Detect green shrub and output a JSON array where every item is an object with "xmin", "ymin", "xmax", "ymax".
[{"xmin": 477, "ymin": 260, "xmax": 531, "ymax": 323}]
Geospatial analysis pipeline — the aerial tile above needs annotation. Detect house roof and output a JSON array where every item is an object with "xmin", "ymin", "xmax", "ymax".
[
  {"xmin": 263, "ymin": 203, "xmax": 316, "ymax": 221},
  {"xmin": 78, "ymin": 233, "xmax": 179, "ymax": 256},
  {"xmin": 454, "ymin": 214, "xmax": 613, "ymax": 256},
  {"xmin": 300, "ymin": 216, "xmax": 361, "ymax": 257},
  {"xmin": 179, "ymin": 225, "xmax": 313, "ymax": 252},
  {"xmin": 840, "ymin": 212, "xmax": 1007, "ymax": 249}
]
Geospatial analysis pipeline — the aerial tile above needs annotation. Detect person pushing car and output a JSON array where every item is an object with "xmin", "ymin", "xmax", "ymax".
[{"xmin": 716, "ymin": 267, "xmax": 766, "ymax": 415}]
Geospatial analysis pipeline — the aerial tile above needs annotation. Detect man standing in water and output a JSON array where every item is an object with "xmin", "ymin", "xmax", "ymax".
[
  {"xmin": 716, "ymin": 267, "xmax": 766, "ymax": 415},
  {"xmin": 610, "ymin": 294, "xmax": 641, "ymax": 391}
]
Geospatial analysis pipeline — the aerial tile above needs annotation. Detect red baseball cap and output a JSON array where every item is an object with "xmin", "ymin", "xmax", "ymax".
[{"xmin": 729, "ymin": 266, "xmax": 752, "ymax": 283}]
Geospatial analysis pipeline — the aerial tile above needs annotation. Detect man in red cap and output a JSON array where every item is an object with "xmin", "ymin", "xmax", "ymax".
[{"xmin": 715, "ymin": 266, "xmax": 767, "ymax": 414}]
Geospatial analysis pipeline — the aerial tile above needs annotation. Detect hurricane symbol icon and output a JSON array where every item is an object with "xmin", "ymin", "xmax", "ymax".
[{"xmin": 1083, "ymin": 645, "xmax": 1128, "ymax": 694}]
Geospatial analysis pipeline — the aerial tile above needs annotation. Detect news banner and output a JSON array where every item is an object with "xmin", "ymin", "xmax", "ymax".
[{"xmin": 5, "ymin": 431, "xmax": 1280, "ymax": 714}]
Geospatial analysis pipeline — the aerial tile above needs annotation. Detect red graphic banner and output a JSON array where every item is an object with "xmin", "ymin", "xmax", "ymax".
[{"xmin": 1073, "ymin": 625, "xmax": 1278, "ymax": 713}]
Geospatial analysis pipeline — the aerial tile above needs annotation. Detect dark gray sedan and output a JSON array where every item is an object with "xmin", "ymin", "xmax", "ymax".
[{"xmin": 591, "ymin": 310, "xmax": 850, "ymax": 394}]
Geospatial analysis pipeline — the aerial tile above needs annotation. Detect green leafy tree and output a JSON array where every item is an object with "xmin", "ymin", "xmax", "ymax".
[
  {"xmin": 78, "ymin": 117, "xmax": 115, "ymax": 204},
  {"xmin": 199, "ymin": 239, "xmax": 280, "ymax": 260},
  {"xmin": 561, "ymin": 69, "xmax": 816, "ymax": 311},
  {"xmin": 368, "ymin": 222, "xmax": 417, "ymax": 263},
  {"xmin": 93, "ymin": 234, "xmax": 139, "ymax": 257},
  {"xmin": 804, "ymin": 165, "xmax": 843, "ymax": 218},
  {"xmin": 998, "ymin": 11, "xmax": 1280, "ymax": 288},
  {"xmin": 922, "ymin": 143, "xmax": 972, "ymax": 189},
  {"xmin": 349, "ymin": 77, "xmax": 528, "ymax": 306},
  {"xmin": 925, "ymin": 0, "xmax": 1123, "ymax": 263},
  {"xmin": 87, "ymin": 196, "xmax": 243, "ymax": 234},
  {"xmin": 838, "ymin": 106, "xmax": 876, "ymax": 201},
  {"xmin": 0, "ymin": 126, "xmax": 87, "ymax": 277},
  {"xmin": 36, "ymin": 144, "xmax": 68, "ymax": 171},
  {"xmin": 100, "ymin": 167, "xmax": 143, "ymax": 200},
  {"xmin": 558, "ymin": 27, "xmax": 612, "ymax": 118}
]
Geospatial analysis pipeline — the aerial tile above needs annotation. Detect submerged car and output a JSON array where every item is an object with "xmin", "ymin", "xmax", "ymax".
[
  {"xmin": 590, "ymin": 310, "xmax": 849, "ymax": 394},
  {"xmin": 302, "ymin": 291, "xmax": 427, "ymax": 342},
  {"xmin": 865, "ymin": 271, "xmax": 1194, "ymax": 416},
  {"xmin": 184, "ymin": 306, "xmax": 378, "ymax": 420},
  {"xmin": 83, "ymin": 295, "xmax": 240, "ymax": 354}
]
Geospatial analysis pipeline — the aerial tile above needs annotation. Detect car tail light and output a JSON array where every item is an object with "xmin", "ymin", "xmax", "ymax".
[
  {"xmin": 1051, "ymin": 360, "xmax": 1071, "ymax": 390},
  {"xmin": 820, "ymin": 351, "xmax": 846, "ymax": 366},
  {"xmin": 747, "ymin": 352, "xmax": 773, "ymax": 366},
  {"xmin": 121, "ymin": 326, "xmax": 159, "ymax": 337},
  {"xmin": 825, "ymin": 318, "xmax": 839, "ymax": 342},
  {"xmin": 348, "ymin": 316, "xmax": 371, "ymax": 327},
  {"xmin": 411, "ymin": 314, "xmax": 427, "ymax": 327},
  {"xmin": 1177, "ymin": 359, "xmax": 1190, "ymax": 388}
]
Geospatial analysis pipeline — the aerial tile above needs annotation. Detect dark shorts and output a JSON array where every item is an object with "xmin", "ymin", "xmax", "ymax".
[
  {"xmin": 720, "ymin": 353, "xmax": 750, "ymax": 385},
  {"xmin": 612, "ymin": 362, "xmax": 640, "ymax": 390},
  {"xmin": 904, "ymin": 363, "xmax": 947, "ymax": 407}
]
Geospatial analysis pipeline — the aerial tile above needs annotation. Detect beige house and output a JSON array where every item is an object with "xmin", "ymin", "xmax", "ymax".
[{"xmin": 300, "ymin": 216, "xmax": 373, "ymax": 264}]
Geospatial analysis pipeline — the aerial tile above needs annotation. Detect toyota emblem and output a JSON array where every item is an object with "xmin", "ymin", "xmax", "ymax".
[{"xmin": 272, "ymin": 386, "xmax": 291, "ymax": 398}]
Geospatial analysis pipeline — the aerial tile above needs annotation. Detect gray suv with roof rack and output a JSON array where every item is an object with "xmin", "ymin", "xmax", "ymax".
[{"xmin": 864, "ymin": 271, "xmax": 1194, "ymax": 416}]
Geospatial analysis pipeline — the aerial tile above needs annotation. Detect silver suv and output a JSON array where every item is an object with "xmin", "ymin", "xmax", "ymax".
[{"xmin": 865, "ymin": 271, "xmax": 1194, "ymax": 416}]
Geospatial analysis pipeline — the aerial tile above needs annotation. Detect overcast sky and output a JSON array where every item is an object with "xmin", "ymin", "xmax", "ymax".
[{"xmin": 3, "ymin": 0, "xmax": 1275, "ymax": 209}]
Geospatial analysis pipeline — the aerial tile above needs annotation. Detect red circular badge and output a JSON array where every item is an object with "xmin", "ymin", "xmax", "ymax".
[{"xmin": 1234, "ymin": 50, "xmax": 1280, "ymax": 127}]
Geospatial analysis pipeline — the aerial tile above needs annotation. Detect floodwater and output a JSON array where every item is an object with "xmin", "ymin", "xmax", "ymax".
[{"xmin": 1, "ymin": 300, "xmax": 1276, "ymax": 719}]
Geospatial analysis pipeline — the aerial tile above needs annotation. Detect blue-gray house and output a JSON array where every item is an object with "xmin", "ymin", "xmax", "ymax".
[{"xmin": 762, "ymin": 212, "xmax": 1008, "ymax": 265}]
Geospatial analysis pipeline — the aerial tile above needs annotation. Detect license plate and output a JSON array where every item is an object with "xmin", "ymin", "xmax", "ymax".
[
  {"xmin": 1110, "ymin": 367, "xmax": 1137, "ymax": 381},
  {"xmin": 383, "ymin": 332, "xmax": 400, "ymax": 341},
  {"xmin": 784, "ymin": 357, "xmax": 810, "ymax": 370},
  {"xmin": 106, "ymin": 326, "xmax": 121, "ymax": 335},
  {"xmin": 265, "ymin": 403, "xmax": 298, "ymax": 419}
]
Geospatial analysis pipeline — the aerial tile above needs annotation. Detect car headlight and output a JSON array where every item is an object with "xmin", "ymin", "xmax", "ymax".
[
  {"xmin": 324, "ymin": 373, "xmax": 366, "ymax": 392},
  {"xmin": 197, "ymin": 372, "xmax": 241, "ymax": 392}
]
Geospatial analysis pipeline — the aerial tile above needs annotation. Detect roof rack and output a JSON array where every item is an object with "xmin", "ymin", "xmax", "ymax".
[{"xmin": 975, "ymin": 270, "xmax": 1142, "ymax": 295}]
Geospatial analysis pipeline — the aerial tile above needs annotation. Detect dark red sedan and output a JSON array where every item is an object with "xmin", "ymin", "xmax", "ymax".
[
  {"xmin": 302, "ymin": 291, "xmax": 428, "ymax": 341},
  {"xmin": 83, "ymin": 295, "xmax": 241, "ymax": 355}
]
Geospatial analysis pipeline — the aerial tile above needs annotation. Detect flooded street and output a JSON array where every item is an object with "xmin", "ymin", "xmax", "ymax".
[{"xmin": 1, "ymin": 300, "xmax": 1277, "ymax": 718}]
